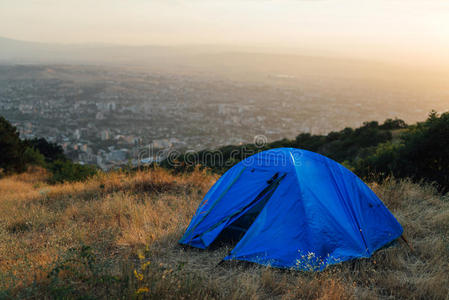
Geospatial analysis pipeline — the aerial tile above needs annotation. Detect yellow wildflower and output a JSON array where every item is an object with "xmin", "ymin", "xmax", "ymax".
[
  {"xmin": 137, "ymin": 251, "xmax": 145, "ymax": 260},
  {"xmin": 134, "ymin": 269, "xmax": 144, "ymax": 281},
  {"xmin": 136, "ymin": 287, "xmax": 149, "ymax": 294}
]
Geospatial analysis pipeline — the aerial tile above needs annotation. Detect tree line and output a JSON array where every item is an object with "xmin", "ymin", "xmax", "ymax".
[
  {"xmin": 160, "ymin": 113, "xmax": 449, "ymax": 192},
  {"xmin": 0, "ymin": 116, "xmax": 96, "ymax": 182},
  {"xmin": 2, "ymin": 112, "xmax": 449, "ymax": 191}
]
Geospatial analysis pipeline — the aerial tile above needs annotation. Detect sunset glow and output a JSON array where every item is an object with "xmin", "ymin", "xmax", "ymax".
[{"xmin": 1, "ymin": 0, "xmax": 449, "ymax": 67}]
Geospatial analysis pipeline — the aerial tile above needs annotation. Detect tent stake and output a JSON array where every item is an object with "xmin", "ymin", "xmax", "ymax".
[{"xmin": 400, "ymin": 234, "xmax": 414, "ymax": 252}]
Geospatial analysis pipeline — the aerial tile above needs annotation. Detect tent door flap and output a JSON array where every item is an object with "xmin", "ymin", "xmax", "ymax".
[{"xmin": 208, "ymin": 172, "xmax": 287, "ymax": 246}]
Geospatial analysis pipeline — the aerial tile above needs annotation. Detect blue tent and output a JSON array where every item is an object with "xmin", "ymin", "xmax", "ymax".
[{"xmin": 179, "ymin": 148, "xmax": 403, "ymax": 270}]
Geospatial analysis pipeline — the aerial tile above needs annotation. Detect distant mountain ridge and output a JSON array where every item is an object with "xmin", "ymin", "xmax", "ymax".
[
  {"xmin": 0, "ymin": 36, "xmax": 185, "ymax": 65},
  {"xmin": 1, "ymin": 36, "xmax": 447, "ymax": 90}
]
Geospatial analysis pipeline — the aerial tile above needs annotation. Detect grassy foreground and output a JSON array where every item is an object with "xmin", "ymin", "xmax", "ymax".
[{"xmin": 0, "ymin": 167, "xmax": 448, "ymax": 299}]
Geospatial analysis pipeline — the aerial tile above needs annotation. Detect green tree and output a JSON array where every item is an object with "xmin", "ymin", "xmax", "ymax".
[
  {"xmin": 0, "ymin": 116, "xmax": 26, "ymax": 173},
  {"xmin": 25, "ymin": 138, "xmax": 65, "ymax": 163},
  {"xmin": 356, "ymin": 111, "xmax": 449, "ymax": 191},
  {"xmin": 380, "ymin": 118, "xmax": 408, "ymax": 130}
]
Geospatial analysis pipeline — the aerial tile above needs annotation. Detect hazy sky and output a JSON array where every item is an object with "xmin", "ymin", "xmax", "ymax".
[{"xmin": 1, "ymin": 0, "xmax": 448, "ymax": 66}]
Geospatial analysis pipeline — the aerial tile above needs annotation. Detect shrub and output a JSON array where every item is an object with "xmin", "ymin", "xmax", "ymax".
[
  {"xmin": 22, "ymin": 147, "xmax": 46, "ymax": 167},
  {"xmin": 48, "ymin": 160, "xmax": 97, "ymax": 183}
]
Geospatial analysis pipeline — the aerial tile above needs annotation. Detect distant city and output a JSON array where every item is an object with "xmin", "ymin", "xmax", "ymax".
[{"xmin": 1, "ymin": 64, "xmax": 447, "ymax": 170}]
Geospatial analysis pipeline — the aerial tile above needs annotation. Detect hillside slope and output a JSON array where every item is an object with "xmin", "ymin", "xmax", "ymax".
[{"xmin": 0, "ymin": 167, "xmax": 448, "ymax": 299}]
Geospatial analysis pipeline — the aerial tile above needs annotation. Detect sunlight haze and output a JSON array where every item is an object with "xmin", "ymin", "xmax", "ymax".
[{"xmin": 1, "ymin": 0, "xmax": 449, "ymax": 68}]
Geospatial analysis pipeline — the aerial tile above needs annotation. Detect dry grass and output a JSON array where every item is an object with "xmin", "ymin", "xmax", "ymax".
[{"xmin": 0, "ymin": 168, "xmax": 448, "ymax": 299}]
